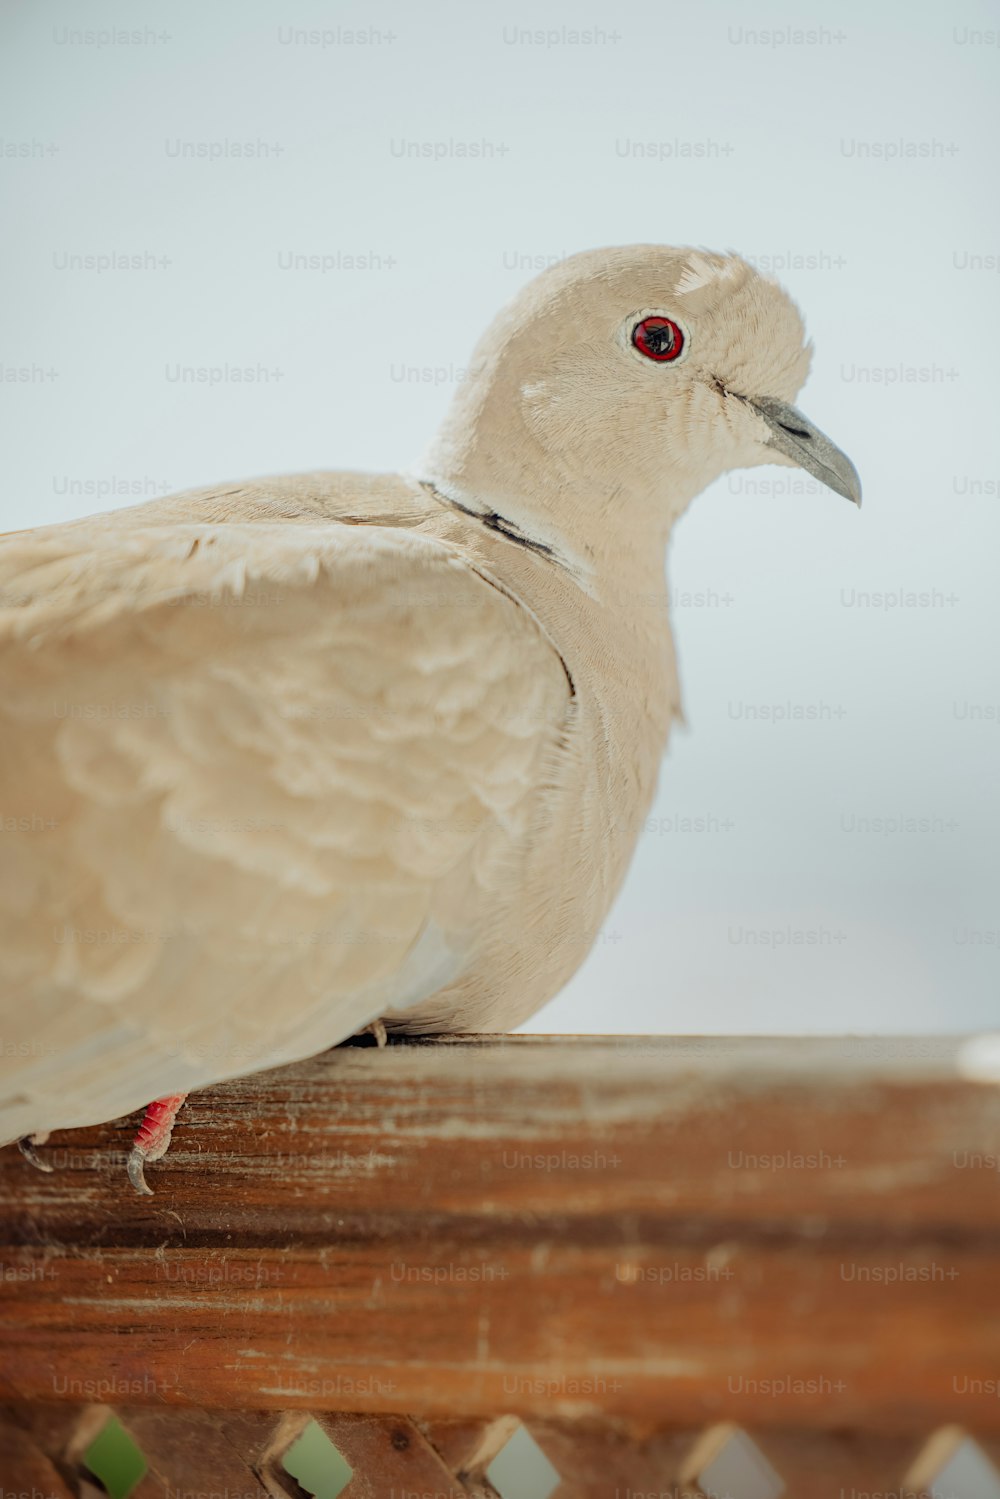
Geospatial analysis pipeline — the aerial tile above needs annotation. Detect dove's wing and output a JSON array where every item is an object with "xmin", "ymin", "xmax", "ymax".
[{"xmin": 0, "ymin": 519, "xmax": 571, "ymax": 1140}]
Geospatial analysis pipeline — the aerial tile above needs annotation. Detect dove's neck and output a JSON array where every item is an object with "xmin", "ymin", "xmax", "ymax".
[
  {"xmin": 413, "ymin": 465, "xmax": 683, "ymax": 607},
  {"xmin": 414, "ymin": 475, "xmax": 596, "ymax": 588},
  {"xmin": 418, "ymin": 387, "xmax": 702, "ymax": 604}
]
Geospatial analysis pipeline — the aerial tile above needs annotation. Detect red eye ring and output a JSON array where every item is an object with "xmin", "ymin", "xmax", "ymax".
[{"xmin": 632, "ymin": 315, "xmax": 685, "ymax": 363}]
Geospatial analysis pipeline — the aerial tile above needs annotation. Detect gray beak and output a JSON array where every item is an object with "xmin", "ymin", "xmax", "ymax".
[{"xmin": 747, "ymin": 396, "xmax": 862, "ymax": 507}]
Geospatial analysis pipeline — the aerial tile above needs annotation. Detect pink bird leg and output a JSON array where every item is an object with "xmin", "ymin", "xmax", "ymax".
[{"xmin": 128, "ymin": 1093, "xmax": 188, "ymax": 1196}]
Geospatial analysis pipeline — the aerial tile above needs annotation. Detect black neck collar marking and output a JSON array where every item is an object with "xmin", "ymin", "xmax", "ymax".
[
  {"xmin": 419, "ymin": 481, "xmax": 561, "ymax": 563},
  {"xmin": 417, "ymin": 481, "xmax": 577, "ymax": 698}
]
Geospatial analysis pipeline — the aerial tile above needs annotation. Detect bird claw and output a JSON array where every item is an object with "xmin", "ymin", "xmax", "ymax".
[
  {"xmin": 17, "ymin": 1133, "xmax": 53, "ymax": 1173},
  {"xmin": 19, "ymin": 1122, "xmax": 167, "ymax": 1194},
  {"xmin": 127, "ymin": 1145, "xmax": 155, "ymax": 1196}
]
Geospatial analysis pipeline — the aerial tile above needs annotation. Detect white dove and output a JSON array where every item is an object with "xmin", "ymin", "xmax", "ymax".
[{"xmin": 0, "ymin": 246, "xmax": 860, "ymax": 1192}]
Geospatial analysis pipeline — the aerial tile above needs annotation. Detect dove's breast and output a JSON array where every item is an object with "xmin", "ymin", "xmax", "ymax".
[{"xmin": 386, "ymin": 503, "xmax": 679, "ymax": 1036}]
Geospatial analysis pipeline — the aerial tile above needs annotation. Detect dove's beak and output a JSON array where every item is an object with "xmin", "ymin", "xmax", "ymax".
[{"xmin": 747, "ymin": 396, "xmax": 862, "ymax": 508}]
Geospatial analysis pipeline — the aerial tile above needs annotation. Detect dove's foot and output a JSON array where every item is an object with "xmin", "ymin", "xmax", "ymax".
[
  {"xmin": 355, "ymin": 1018, "xmax": 388, "ymax": 1047},
  {"xmin": 17, "ymin": 1131, "xmax": 52, "ymax": 1173},
  {"xmin": 127, "ymin": 1093, "xmax": 188, "ymax": 1196}
]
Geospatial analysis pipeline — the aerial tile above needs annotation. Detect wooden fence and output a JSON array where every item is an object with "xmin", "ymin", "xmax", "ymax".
[{"xmin": 1, "ymin": 1034, "xmax": 999, "ymax": 1497}]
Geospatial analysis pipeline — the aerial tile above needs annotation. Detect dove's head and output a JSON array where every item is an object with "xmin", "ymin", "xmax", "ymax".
[{"xmin": 421, "ymin": 245, "xmax": 860, "ymax": 571}]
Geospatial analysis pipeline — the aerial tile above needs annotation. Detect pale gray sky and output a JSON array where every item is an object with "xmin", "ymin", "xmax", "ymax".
[{"xmin": 2, "ymin": 0, "xmax": 998, "ymax": 1034}]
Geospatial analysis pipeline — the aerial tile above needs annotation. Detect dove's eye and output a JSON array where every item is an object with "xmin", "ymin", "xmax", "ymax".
[{"xmin": 631, "ymin": 315, "xmax": 685, "ymax": 363}]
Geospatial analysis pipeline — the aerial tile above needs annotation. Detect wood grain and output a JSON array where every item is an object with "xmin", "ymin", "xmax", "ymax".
[{"xmin": 1, "ymin": 1034, "xmax": 998, "ymax": 1434}]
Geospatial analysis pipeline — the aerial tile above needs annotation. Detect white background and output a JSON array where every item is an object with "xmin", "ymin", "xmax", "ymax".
[{"xmin": 2, "ymin": 0, "xmax": 998, "ymax": 1037}]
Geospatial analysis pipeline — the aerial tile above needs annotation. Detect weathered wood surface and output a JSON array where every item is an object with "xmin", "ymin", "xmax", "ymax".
[{"xmin": 1, "ymin": 1034, "xmax": 999, "ymax": 1433}]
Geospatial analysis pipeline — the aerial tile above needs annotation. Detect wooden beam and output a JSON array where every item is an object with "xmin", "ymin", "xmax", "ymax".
[{"xmin": 1, "ymin": 1035, "xmax": 999, "ymax": 1431}]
